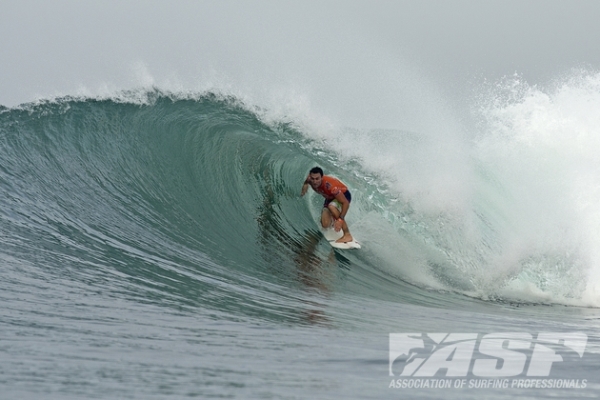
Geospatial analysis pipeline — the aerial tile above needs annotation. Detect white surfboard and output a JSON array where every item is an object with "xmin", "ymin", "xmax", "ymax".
[{"xmin": 321, "ymin": 227, "xmax": 361, "ymax": 249}]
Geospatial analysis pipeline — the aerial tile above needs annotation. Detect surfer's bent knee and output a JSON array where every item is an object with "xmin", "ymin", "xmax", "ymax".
[{"xmin": 323, "ymin": 190, "xmax": 352, "ymax": 212}]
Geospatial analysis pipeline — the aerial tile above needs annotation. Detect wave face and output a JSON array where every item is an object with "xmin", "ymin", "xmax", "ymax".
[
  {"xmin": 0, "ymin": 93, "xmax": 420, "ymax": 326},
  {"xmin": 2, "ymin": 83, "xmax": 600, "ymax": 323}
]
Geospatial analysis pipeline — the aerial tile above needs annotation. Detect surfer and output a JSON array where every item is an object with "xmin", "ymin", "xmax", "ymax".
[{"xmin": 301, "ymin": 167, "xmax": 353, "ymax": 243}]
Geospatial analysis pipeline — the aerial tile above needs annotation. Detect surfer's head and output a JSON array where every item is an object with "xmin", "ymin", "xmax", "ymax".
[
  {"xmin": 309, "ymin": 167, "xmax": 323, "ymax": 176},
  {"xmin": 308, "ymin": 166, "xmax": 323, "ymax": 189}
]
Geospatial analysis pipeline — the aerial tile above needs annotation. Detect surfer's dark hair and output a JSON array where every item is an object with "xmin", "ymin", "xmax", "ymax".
[{"xmin": 310, "ymin": 167, "xmax": 323, "ymax": 176}]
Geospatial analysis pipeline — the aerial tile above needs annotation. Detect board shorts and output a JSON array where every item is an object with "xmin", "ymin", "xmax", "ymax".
[{"xmin": 323, "ymin": 190, "xmax": 352, "ymax": 212}]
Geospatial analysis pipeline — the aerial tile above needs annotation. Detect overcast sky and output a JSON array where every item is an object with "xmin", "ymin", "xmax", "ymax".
[{"xmin": 2, "ymin": 0, "xmax": 600, "ymax": 123}]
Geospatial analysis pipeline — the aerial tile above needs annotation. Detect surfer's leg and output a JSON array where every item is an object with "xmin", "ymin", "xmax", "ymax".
[
  {"xmin": 320, "ymin": 207, "xmax": 334, "ymax": 228},
  {"xmin": 327, "ymin": 203, "xmax": 341, "ymax": 219},
  {"xmin": 327, "ymin": 204, "xmax": 353, "ymax": 242},
  {"xmin": 335, "ymin": 222, "xmax": 353, "ymax": 243}
]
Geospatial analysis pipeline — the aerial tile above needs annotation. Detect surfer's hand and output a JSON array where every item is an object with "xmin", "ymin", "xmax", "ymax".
[
  {"xmin": 334, "ymin": 219, "xmax": 342, "ymax": 232},
  {"xmin": 300, "ymin": 183, "xmax": 308, "ymax": 196}
]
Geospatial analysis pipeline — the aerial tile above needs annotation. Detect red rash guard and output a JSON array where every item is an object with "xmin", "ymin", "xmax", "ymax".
[{"xmin": 315, "ymin": 176, "xmax": 348, "ymax": 200}]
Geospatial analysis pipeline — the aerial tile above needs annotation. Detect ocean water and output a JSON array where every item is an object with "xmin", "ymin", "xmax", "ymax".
[{"xmin": 2, "ymin": 76, "xmax": 600, "ymax": 399}]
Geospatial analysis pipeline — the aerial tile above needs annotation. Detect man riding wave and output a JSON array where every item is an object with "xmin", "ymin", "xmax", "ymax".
[{"xmin": 301, "ymin": 167, "xmax": 354, "ymax": 243}]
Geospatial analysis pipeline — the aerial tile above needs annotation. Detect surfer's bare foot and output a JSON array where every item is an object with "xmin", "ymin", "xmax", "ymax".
[{"xmin": 335, "ymin": 234, "xmax": 353, "ymax": 243}]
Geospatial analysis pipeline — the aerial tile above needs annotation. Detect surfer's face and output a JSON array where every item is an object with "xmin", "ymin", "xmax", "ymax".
[{"xmin": 308, "ymin": 173, "xmax": 322, "ymax": 189}]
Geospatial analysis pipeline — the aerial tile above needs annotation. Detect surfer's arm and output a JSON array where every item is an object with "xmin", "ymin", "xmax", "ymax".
[
  {"xmin": 300, "ymin": 176, "xmax": 310, "ymax": 196},
  {"xmin": 334, "ymin": 191, "xmax": 350, "ymax": 220}
]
